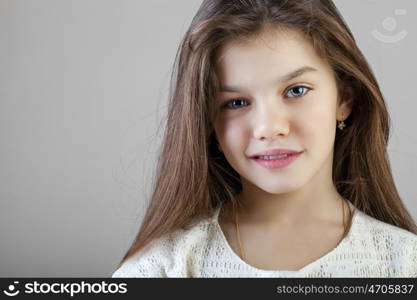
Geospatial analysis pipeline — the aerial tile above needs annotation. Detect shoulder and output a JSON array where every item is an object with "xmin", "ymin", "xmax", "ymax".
[
  {"xmin": 355, "ymin": 209, "xmax": 417, "ymax": 247},
  {"xmin": 353, "ymin": 209, "xmax": 417, "ymax": 276},
  {"xmin": 112, "ymin": 210, "xmax": 219, "ymax": 278}
]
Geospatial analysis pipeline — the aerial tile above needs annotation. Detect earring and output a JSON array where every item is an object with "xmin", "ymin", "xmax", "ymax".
[
  {"xmin": 216, "ymin": 142, "xmax": 223, "ymax": 152},
  {"xmin": 338, "ymin": 119, "xmax": 346, "ymax": 130},
  {"xmin": 216, "ymin": 142, "xmax": 222, "ymax": 152}
]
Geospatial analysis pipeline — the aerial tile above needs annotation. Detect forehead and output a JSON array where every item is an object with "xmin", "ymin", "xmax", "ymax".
[{"xmin": 214, "ymin": 29, "xmax": 331, "ymax": 84}]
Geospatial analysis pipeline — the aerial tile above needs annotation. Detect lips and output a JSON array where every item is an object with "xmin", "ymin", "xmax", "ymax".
[
  {"xmin": 249, "ymin": 148, "xmax": 303, "ymax": 159},
  {"xmin": 250, "ymin": 150, "xmax": 303, "ymax": 169}
]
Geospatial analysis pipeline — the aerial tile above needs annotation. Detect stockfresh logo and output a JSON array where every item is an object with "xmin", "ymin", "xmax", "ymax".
[
  {"xmin": 371, "ymin": 9, "xmax": 408, "ymax": 43},
  {"xmin": 3, "ymin": 281, "xmax": 20, "ymax": 297}
]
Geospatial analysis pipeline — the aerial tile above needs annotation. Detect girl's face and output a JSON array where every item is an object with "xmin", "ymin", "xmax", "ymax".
[{"xmin": 212, "ymin": 29, "xmax": 351, "ymax": 195}]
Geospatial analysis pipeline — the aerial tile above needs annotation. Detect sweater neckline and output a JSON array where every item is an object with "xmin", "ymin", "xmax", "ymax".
[{"xmin": 212, "ymin": 201, "xmax": 359, "ymax": 274}]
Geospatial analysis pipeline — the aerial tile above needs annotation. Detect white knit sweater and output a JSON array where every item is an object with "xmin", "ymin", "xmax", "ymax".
[{"xmin": 112, "ymin": 203, "xmax": 417, "ymax": 277}]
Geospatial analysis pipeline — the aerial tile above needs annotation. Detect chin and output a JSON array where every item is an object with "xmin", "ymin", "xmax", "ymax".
[{"xmin": 253, "ymin": 179, "xmax": 306, "ymax": 195}]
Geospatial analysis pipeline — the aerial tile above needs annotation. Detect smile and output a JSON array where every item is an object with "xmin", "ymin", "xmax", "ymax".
[{"xmin": 251, "ymin": 152, "xmax": 303, "ymax": 169}]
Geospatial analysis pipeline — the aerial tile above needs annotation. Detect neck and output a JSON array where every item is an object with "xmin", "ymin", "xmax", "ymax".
[{"xmin": 236, "ymin": 177, "xmax": 345, "ymax": 229}]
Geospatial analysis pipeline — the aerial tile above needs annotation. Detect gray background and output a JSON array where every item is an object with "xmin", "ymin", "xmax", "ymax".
[{"xmin": 0, "ymin": 0, "xmax": 415, "ymax": 277}]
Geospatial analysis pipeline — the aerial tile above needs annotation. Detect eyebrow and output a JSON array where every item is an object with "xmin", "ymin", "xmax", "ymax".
[{"xmin": 218, "ymin": 66, "xmax": 318, "ymax": 93}]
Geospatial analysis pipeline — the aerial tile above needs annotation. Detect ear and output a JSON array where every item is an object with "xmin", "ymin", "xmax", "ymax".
[{"xmin": 337, "ymin": 85, "xmax": 353, "ymax": 121}]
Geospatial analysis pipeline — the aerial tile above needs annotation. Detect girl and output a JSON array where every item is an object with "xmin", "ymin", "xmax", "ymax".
[{"xmin": 112, "ymin": 0, "xmax": 417, "ymax": 277}]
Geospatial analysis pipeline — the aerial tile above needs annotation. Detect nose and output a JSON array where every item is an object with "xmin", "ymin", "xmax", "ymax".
[{"xmin": 252, "ymin": 100, "xmax": 290, "ymax": 141}]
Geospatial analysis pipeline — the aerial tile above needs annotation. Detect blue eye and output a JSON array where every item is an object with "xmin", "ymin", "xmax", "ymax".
[
  {"xmin": 286, "ymin": 85, "xmax": 311, "ymax": 98},
  {"xmin": 223, "ymin": 98, "xmax": 248, "ymax": 110},
  {"xmin": 222, "ymin": 85, "xmax": 311, "ymax": 110}
]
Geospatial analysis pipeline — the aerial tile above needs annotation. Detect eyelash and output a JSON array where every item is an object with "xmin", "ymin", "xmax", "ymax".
[{"xmin": 221, "ymin": 85, "xmax": 312, "ymax": 110}]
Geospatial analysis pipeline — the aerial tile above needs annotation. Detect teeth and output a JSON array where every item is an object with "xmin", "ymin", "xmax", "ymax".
[{"xmin": 258, "ymin": 154, "xmax": 289, "ymax": 160}]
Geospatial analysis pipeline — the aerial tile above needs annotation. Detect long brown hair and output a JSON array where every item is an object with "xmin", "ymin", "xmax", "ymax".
[{"xmin": 117, "ymin": 0, "xmax": 417, "ymax": 268}]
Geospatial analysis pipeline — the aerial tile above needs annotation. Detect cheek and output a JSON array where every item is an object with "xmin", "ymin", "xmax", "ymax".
[
  {"xmin": 300, "ymin": 100, "xmax": 337, "ymax": 150},
  {"xmin": 216, "ymin": 118, "xmax": 249, "ymax": 153}
]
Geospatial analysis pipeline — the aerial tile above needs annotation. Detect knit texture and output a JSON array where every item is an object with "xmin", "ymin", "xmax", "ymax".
[{"xmin": 112, "ymin": 203, "xmax": 417, "ymax": 277}]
